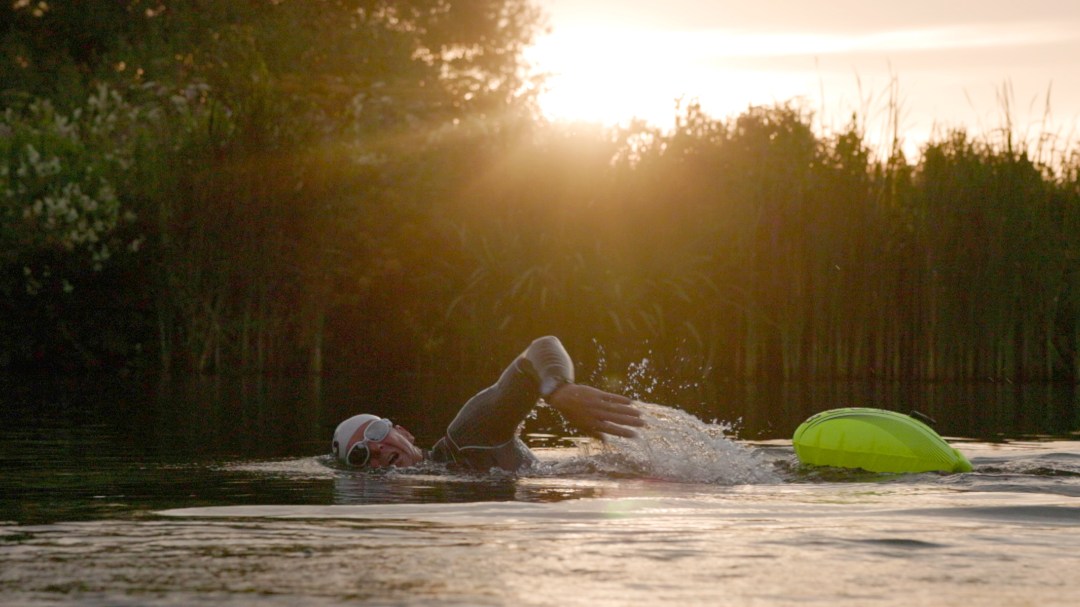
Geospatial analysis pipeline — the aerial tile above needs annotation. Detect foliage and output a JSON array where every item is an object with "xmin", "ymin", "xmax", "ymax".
[
  {"xmin": 2, "ymin": 0, "xmax": 1079, "ymax": 401},
  {"xmin": 1, "ymin": 86, "xmax": 144, "ymax": 281}
]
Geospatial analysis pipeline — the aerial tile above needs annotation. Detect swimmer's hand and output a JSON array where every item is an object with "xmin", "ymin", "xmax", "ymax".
[{"xmin": 547, "ymin": 384, "xmax": 645, "ymax": 439}]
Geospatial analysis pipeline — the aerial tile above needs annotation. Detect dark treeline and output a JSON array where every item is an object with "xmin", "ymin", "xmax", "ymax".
[{"xmin": 3, "ymin": 1, "xmax": 1080, "ymax": 397}]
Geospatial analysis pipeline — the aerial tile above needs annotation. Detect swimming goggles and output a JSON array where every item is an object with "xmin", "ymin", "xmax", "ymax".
[{"xmin": 346, "ymin": 418, "xmax": 393, "ymax": 468}]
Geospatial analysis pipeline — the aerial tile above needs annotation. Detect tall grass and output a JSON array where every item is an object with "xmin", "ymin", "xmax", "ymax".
[{"xmin": 420, "ymin": 99, "xmax": 1080, "ymax": 390}]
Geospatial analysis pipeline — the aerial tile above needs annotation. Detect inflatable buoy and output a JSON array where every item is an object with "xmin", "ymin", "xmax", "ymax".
[{"xmin": 793, "ymin": 407, "xmax": 972, "ymax": 474}]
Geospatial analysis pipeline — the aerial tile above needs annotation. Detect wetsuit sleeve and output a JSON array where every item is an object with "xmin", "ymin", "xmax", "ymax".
[
  {"xmin": 520, "ymin": 335, "xmax": 575, "ymax": 398},
  {"xmin": 431, "ymin": 336, "xmax": 575, "ymax": 469}
]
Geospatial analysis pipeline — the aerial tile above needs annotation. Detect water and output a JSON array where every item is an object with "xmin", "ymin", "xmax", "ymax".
[{"xmin": 2, "ymin": 376, "xmax": 1080, "ymax": 606}]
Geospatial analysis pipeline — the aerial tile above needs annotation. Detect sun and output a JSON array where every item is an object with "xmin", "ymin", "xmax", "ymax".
[
  {"xmin": 524, "ymin": 25, "xmax": 802, "ymax": 131},
  {"xmin": 525, "ymin": 26, "xmax": 692, "ymax": 128}
]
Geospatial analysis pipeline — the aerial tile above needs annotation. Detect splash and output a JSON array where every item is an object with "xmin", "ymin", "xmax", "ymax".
[
  {"xmin": 587, "ymin": 344, "xmax": 707, "ymax": 410},
  {"xmin": 552, "ymin": 402, "xmax": 780, "ymax": 485}
]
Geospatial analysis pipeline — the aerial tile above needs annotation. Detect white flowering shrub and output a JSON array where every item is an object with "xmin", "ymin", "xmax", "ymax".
[{"xmin": 1, "ymin": 84, "xmax": 151, "ymax": 292}]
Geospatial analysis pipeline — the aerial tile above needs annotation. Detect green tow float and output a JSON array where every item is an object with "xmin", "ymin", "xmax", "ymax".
[{"xmin": 793, "ymin": 407, "xmax": 973, "ymax": 474}]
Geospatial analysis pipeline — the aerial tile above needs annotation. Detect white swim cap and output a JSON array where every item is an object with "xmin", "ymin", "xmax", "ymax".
[{"xmin": 332, "ymin": 414, "xmax": 381, "ymax": 463}]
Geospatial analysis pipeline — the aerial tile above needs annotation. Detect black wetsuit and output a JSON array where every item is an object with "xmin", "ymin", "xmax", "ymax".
[{"xmin": 429, "ymin": 336, "xmax": 574, "ymax": 471}]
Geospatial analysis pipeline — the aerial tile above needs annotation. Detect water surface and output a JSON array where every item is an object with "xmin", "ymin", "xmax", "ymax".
[{"xmin": 2, "ymin": 375, "xmax": 1079, "ymax": 606}]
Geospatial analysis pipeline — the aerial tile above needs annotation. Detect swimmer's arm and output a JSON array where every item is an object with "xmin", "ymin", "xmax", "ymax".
[
  {"xmin": 448, "ymin": 336, "xmax": 576, "ymax": 446},
  {"xmin": 521, "ymin": 336, "xmax": 644, "ymax": 439}
]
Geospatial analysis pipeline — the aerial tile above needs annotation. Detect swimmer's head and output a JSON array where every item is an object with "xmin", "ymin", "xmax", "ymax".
[{"xmin": 332, "ymin": 414, "xmax": 425, "ymax": 469}]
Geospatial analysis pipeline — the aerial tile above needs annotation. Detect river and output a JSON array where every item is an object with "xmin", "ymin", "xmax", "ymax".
[{"xmin": 1, "ymin": 375, "xmax": 1079, "ymax": 605}]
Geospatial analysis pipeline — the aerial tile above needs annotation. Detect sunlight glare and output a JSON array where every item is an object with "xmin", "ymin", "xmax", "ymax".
[
  {"xmin": 524, "ymin": 19, "xmax": 1080, "ymax": 143},
  {"xmin": 522, "ymin": 26, "xmax": 825, "ymax": 130},
  {"xmin": 525, "ymin": 26, "xmax": 811, "ymax": 129},
  {"xmin": 526, "ymin": 26, "xmax": 667, "ymax": 126}
]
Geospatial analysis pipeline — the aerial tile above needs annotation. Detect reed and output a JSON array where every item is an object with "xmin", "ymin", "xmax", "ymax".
[{"xmin": 427, "ymin": 98, "xmax": 1080, "ymax": 389}]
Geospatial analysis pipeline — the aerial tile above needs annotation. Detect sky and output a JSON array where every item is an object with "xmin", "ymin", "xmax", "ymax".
[{"xmin": 525, "ymin": 0, "xmax": 1080, "ymax": 159}]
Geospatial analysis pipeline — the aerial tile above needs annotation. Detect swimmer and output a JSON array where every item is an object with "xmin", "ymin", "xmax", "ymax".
[{"xmin": 332, "ymin": 336, "xmax": 644, "ymax": 471}]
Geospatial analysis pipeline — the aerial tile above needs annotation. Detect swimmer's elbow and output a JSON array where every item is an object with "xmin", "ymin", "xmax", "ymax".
[{"xmin": 530, "ymin": 335, "xmax": 562, "ymax": 349}]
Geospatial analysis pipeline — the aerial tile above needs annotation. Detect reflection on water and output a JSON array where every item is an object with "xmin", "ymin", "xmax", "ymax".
[
  {"xmin": 3, "ymin": 373, "xmax": 1077, "ymax": 450},
  {"xmin": 2, "ymin": 374, "xmax": 1080, "ymax": 605},
  {"xmin": 5, "ymin": 481, "xmax": 1080, "ymax": 607}
]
